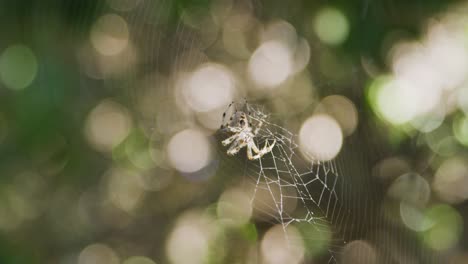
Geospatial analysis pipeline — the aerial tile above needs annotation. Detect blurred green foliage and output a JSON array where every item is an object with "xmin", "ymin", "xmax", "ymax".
[{"xmin": 0, "ymin": 0, "xmax": 467, "ymax": 263}]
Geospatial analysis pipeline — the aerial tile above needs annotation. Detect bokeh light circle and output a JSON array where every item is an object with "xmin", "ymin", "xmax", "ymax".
[
  {"xmin": 0, "ymin": 44, "xmax": 38, "ymax": 90},
  {"xmin": 410, "ymin": 108, "xmax": 445, "ymax": 133},
  {"xmin": 340, "ymin": 240, "xmax": 377, "ymax": 264},
  {"xmin": 315, "ymin": 95, "xmax": 358, "ymax": 136},
  {"xmin": 422, "ymin": 204, "xmax": 463, "ymax": 251},
  {"xmin": 184, "ymin": 63, "xmax": 235, "ymax": 112},
  {"xmin": 167, "ymin": 129, "xmax": 212, "ymax": 173},
  {"xmin": 299, "ymin": 114, "xmax": 343, "ymax": 161},
  {"xmin": 217, "ymin": 188, "xmax": 252, "ymax": 226},
  {"xmin": 84, "ymin": 99, "xmax": 132, "ymax": 152},
  {"xmin": 374, "ymin": 77, "xmax": 420, "ymax": 125},
  {"xmin": 261, "ymin": 225, "xmax": 304, "ymax": 264},
  {"xmin": 78, "ymin": 243, "xmax": 119, "ymax": 264},
  {"xmin": 106, "ymin": 167, "xmax": 145, "ymax": 212},
  {"xmin": 387, "ymin": 173, "xmax": 431, "ymax": 207},
  {"xmin": 313, "ymin": 7, "xmax": 349, "ymax": 45},
  {"xmin": 166, "ymin": 211, "xmax": 216, "ymax": 264},
  {"xmin": 248, "ymin": 40, "xmax": 293, "ymax": 89},
  {"xmin": 372, "ymin": 156, "xmax": 411, "ymax": 181},
  {"xmin": 400, "ymin": 202, "xmax": 432, "ymax": 232},
  {"xmin": 90, "ymin": 14, "xmax": 129, "ymax": 56},
  {"xmin": 433, "ymin": 157, "xmax": 468, "ymax": 204}
]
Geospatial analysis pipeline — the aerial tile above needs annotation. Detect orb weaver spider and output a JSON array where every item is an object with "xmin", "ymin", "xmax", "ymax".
[{"xmin": 220, "ymin": 101, "xmax": 276, "ymax": 160}]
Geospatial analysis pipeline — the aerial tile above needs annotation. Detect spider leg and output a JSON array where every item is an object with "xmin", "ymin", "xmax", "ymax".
[
  {"xmin": 264, "ymin": 139, "xmax": 276, "ymax": 152},
  {"xmin": 228, "ymin": 126, "xmax": 242, "ymax": 133},
  {"xmin": 247, "ymin": 143, "xmax": 256, "ymax": 160},
  {"xmin": 221, "ymin": 124, "xmax": 242, "ymax": 133},
  {"xmin": 227, "ymin": 141, "xmax": 247, "ymax": 156},
  {"xmin": 253, "ymin": 120, "xmax": 263, "ymax": 135},
  {"xmin": 248, "ymin": 139, "xmax": 276, "ymax": 160},
  {"xmin": 222, "ymin": 134, "xmax": 238, "ymax": 146},
  {"xmin": 250, "ymin": 140, "xmax": 261, "ymax": 154}
]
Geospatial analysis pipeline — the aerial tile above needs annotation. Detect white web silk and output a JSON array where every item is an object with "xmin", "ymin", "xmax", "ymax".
[{"xmin": 220, "ymin": 101, "xmax": 342, "ymax": 261}]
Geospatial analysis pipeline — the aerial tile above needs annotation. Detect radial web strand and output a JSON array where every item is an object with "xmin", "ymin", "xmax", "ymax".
[{"xmin": 219, "ymin": 100, "xmax": 343, "ymax": 261}]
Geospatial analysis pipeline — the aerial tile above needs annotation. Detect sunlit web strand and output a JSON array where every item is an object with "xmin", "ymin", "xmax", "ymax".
[
  {"xmin": 246, "ymin": 102, "xmax": 339, "ymax": 214},
  {"xmin": 220, "ymin": 101, "xmax": 342, "ymax": 261}
]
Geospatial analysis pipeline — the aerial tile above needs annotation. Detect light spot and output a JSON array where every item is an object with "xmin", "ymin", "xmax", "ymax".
[
  {"xmin": 370, "ymin": 17, "xmax": 468, "ymax": 131},
  {"xmin": 261, "ymin": 225, "xmax": 304, "ymax": 264},
  {"xmin": 90, "ymin": 14, "xmax": 129, "ymax": 56},
  {"xmin": 292, "ymin": 37, "xmax": 311, "ymax": 74},
  {"xmin": 387, "ymin": 173, "xmax": 431, "ymax": 207},
  {"xmin": 261, "ymin": 20, "xmax": 297, "ymax": 50},
  {"xmin": 391, "ymin": 44, "xmax": 443, "ymax": 114},
  {"xmin": 167, "ymin": 129, "xmax": 212, "ymax": 173},
  {"xmin": 184, "ymin": 63, "xmax": 235, "ymax": 112},
  {"xmin": 261, "ymin": 20, "xmax": 311, "ymax": 74},
  {"xmin": 299, "ymin": 114, "xmax": 343, "ymax": 161},
  {"xmin": 166, "ymin": 211, "xmax": 217, "ymax": 264},
  {"xmin": 373, "ymin": 77, "xmax": 424, "ymax": 125},
  {"xmin": 313, "ymin": 7, "xmax": 349, "ymax": 45},
  {"xmin": 0, "ymin": 44, "xmax": 38, "ymax": 90},
  {"xmin": 167, "ymin": 225, "xmax": 207, "ymax": 264},
  {"xmin": 433, "ymin": 157, "xmax": 468, "ymax": 204},
  {"xmin": 370, "ymin": 31, "xmax": 465, "ymax": 127},
  {"xmin": 78, "ymin": 243, "xmax": 119, "ymax": 264},
  {"xmin": 341, "ymin": 240, "xmax": 377, "ymax": 264},
  {"xmin": 120, "ymin": 130, "xmax": 156, "ymax": 170},
  {"xmin": 315, "ymin": 95, "xmax": 358, "ymax": 136},
  {"xmin": 410, "ymin": 107, "xmax": 445, "ymax": 133},
  {"xmin": 372, "ymin": 156, "xmax": 411, "ymax": 181},
  {"xmin": 425, "ymin": 23, "xmax": 468, "ymax": 90},
  {"xmin": 84, "ymin": 99, "xmax": 132, "ymax": 152},
  {"xmin": 422, "ymin": 204, "xmax": 463, "ymax": 251},
  {"xmin": 106, "ymin": 167, "xmax": 145, "ymax": 212},
  {"xmin": 400, "ymin": 202, "xmax": 432, "ymax": 232},
  {"xmin": 425, "ymin": 124, "xmax": 458, "ymax": 156},
  {"xmin": 90, "ymin": 42, "xmax": 137, "ymax": 79},
  {"xmin": 217, "ymin": 188, "xmax": 252, "ymax": 226},
  {"xmin": 248, "ymin": 40, "xmax": 293, "ymax": 89},
  {"xmin": 296, "ymin": 222, "xmax": 332, "ymax": 257}
]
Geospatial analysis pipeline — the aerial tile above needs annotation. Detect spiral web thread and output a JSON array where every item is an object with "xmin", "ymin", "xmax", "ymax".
[{"xmin": 221, "ymin": 101, "xmax": 342, "ymax": 262}]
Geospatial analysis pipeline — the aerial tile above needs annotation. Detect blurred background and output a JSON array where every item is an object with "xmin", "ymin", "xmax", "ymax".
[{"xmin": 2, "ymin": 0, "xmax": 468, "ymax": 263}]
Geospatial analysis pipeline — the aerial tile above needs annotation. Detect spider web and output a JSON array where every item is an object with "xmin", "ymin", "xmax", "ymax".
[
  {"xmin": 220, "ymin": 100, "xmax": 343, "ymax": 262},
  {"xmin": 113, "ymin": 0, "xmax": 349, "ymax": 261}
]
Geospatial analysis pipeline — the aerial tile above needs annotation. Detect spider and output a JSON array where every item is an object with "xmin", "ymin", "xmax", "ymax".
[{"xmin": 220, "ymin": 104, "xmax": 276, "ymax": 160}]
